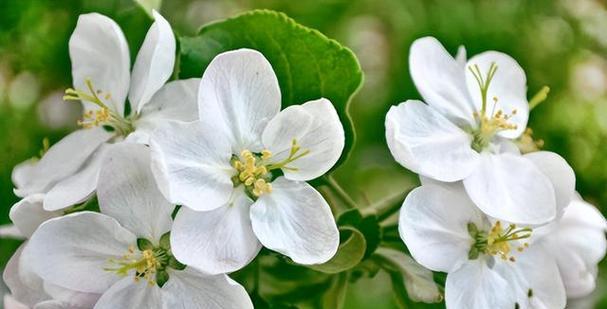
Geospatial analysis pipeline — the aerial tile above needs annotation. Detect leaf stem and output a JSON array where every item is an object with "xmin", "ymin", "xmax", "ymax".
[
  {"xmin": 367, "ymin": 188, "xmax": 413, "ymax": 221},
  {"xmin": 324, "ymin": 175, "xmax": 357, "ymax": 209}
]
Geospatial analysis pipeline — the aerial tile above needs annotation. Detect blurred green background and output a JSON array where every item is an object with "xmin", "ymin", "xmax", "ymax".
[{"xmin": 1, "ymin": 0, "xmax": 607, "ymax": 308}]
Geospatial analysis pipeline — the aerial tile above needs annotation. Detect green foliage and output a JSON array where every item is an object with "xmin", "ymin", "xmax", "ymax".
[
  {"xmin": 310, "ymin": 227, "xmax": 366, "ymax": 274},
  {"xmin": 178, "ymin": 10, "xmax": 363, "ymax": 168},
  {"xmin": 337, "ymin": 208, "xmax": 381, "ymax": 259}
]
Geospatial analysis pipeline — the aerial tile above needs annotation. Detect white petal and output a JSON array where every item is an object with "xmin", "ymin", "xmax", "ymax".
[
  {"xmin": 14, "ymin": 128, "xmax": 112, "ymax": 197},
  {"xmin": 129, "ymin": 11, "xmax": 176, "ymax": 113},
  {"xmin": 455, "ymin": 45, "xmax": 467, "ymax": 67},
  {"xmin": 69, "ymin": 13, "xmax": 130, "ymax": 115},
  {"xmin": 4, "ymin": 295, "xmax": 30, "ymax": 309},
  {"xmin": 262, "ymin": 98, "xmax": 344, "ymax": 181},
  {"xmin": 150, "ymin": 120, "xmax": 234, "ymax": 211},
  {"xmin": 409, "ymin": 37, "xmax": 475, "ymax": 124},
  {"xmin": 171, "ymin": 188, "xmax": 261, "ymax": 275},
  {"xmin": 43, "ymin": 144, "xmax": 109, "ymax": 211},
  {"xmin": 94, "ymin": 277, "xmax": 162, "ymax": 309},
  {"xmin": 445, "ymin": 261, "xmax": 516, "ymax": 309},
  {"xmin": 0, "ymin": 224, "xmax": 24, "ymax": 239},
  {"xmin": 494, "ymin": 246, "xmax": 566, "ymax": 309},
  {"xmin": 385, "ymin": 100, "xmax": 479, "ymax": 182},
  {"xmin": 250, "ymin": 177, "xmax": 339, "ymax": 264},
  {"xmin": 22, "ymin": 212, "xmax": 136, "ymax": 294},
  {"xmin": 465, "ymin": 51, "xmax": 528, "ymax": 138},
  {"xmin": 524, "ymin": 151, "xmax": 575, "ymax": 217},
  {"xmin": 11, "ymin": 158, "xmax": 37, "ymax": 191},
  {"xmin": 162, "ymin": 269, "xmax": 253, "ymax": 309},
  {"xmin": 198, "ymin": 49, "xmax": 281, "ymax": 152},
  {"xmin": 98, "ymin": 143, "xmax": 173, "ymax": 241},
  {"xmin": 552, "ymin": 198, "xmax": 607, "ymax": 298},
  {"xmin": 463, "ymin": 153, "xmax": 556, "ymax": 225},
  {"xmin": 134, "ymin": 78, "xmax": 200, "ymax": 144},
  {"xmin": 3, "ymin": 244, "xmax": 49, "ymax": 307},
  {"xmin": 9, "ymin": 194, "xmax": 61, "ymax": 238},
  {"xmin": 43, "ymin": 282, "xmax": 100, "ymax": 309},
  {"xmin": 399, "ymin": 183, "xmax": 484, "ymax": 272}
]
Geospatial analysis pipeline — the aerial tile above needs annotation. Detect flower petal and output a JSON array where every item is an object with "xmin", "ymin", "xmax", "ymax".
[
  {"xmin": 43, "ymin": 282, "xmax": 100, "ymax": 309},
  {"xmin": 198, "ymin": 49, "xmax": 281, "ymax": 152},
  {"xmin": 162, "ymin": 269, "xmax": 253, "ymax": 309},
  {"xmin": 98, "ymin": 143, "xmax": 173, "ymax": 241},
  {"xmin": 250, "ymin": 177, "xmax": 339, "ymax": 264},
  {"xmin": 465, "ymin": 51, "xmax": 528, "ymax": 138},
  {"xmin": 399, "ymin": 183, "xmax": 484, "ymax": 272},
  {"xmin": 69, "ymin": 13, "xmax": 130, "ymax": 115},
  {"xmin": 13, "ymin": 128, "xmax": 112, "ymax": 197},
  {"xmin": 129, "ymin": 11, "xmax": 176, "ymax": 113},
  {"xmin": 21, "ymin": 212, "xmax": 136, "ymax": 294},
  {"xmin": 552, "ymin": 198, "xmax": 607, "ymax": 298},
  {"xmin": 171, "ymin": 188, "xmax": 261, "ymax": 275},
  {"xmin": 524, "ymin": 151, "xmax": 575, "ymax": 217},
  {"xmin": 3, "ymin": 244, "xmax": 49, "ymax": 307},
  {"xmin": 463, "ymin": 153, "xmax": 557, "ymax": 225},
  {"xmin": 493, "ymin": 246, "xmax": 566, "ymax": 309},
  {"xmin": 445, "ymin": 261, "xmax": 516, "ymax": 308},
  {"xmin": 262, "ymin": 98, "xmax": 344, "ymax": 181},
  {"xmin": 4, "ymin": 295, "xmax": 30, "ymax": 309},
  {"xmin": 9, "ymin": 194, "xmax": 61, "ymax": 238},
  {"xmin": 133, "ymin": 78, "xmax": 200, "ymax": 144},
  {"xmin": 94, "ymin": 277, "xmax": 162, "ymax": 309},
  {"xmin": 385, "ymin": 100, "xmax": 479, "ymax": 182},
  {"xmin": 150, "ymin": 120, "xmax": 234, "ymax": 211},
  {"xmin": 409, "ymin": 37, "xmax": 475, "ymax": 124},
  {"xmin": 43, "ymin": 144, "xmax": 109, "ymax": 211}
]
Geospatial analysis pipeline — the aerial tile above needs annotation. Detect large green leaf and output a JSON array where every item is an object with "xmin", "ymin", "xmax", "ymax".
[{"xmin": 178, "ymin": 10, "xmax": 363, "ymax": 168}]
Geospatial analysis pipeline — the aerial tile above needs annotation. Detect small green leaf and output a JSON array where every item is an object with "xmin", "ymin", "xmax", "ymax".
[
  {"xmin": 375, "ymin": 248, "xmax": 443, "ymax": 304},
  {"xmin": 156, "ymin": 269, "xmax": 169, "ymax": 288},
  {"xmin": 322, "ymin": 272, "xmax": 349, "ymax": 309},
  {"xmin": 159, "ymin": 232, "xmax": 171, "ymax": 250},
  {"xmin": 137, "ymin": 238, "xmax": 154, "ymax": 251},
  {"xmin": 178, "ymin": 10, "xmax": 363, "ymax": 168},
  {"xmin": 310, "ymin": 227, "xmax": 366, "ymax": 274},
  {"xmin": 337, "ymin": 208, "xmax": 381, "ymax": 258},
  {"xmin": 168, "ymin": 256, "xmax": 186, "ymax": 270}
]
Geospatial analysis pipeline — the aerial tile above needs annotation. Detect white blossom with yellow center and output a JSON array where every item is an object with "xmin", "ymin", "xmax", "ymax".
[
  {"xmin": 386, "ymin": 36, "xmax": 560, "ymax": 225},
  {"xmin": 150, "ymin": 49, "xmax": 343, "ymax": 275},
  {"xmin": 12, "ymin": 10, "xmax": 201, "ymax": 213},
  {"xmin": 21, "ymin": 143, "xmax": 253, "ymax": 309},
  {"xmin": 399, "ymin": 182, "xmax": 567, "ymax": 309}
]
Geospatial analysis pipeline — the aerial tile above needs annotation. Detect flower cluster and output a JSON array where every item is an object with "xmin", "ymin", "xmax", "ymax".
[
  {"xmin": 2, "ymin": 8, "xmax": 606, "ymax": 309},
  {"xmin": 3, "ymin": 11, "xmax": 343, "ymax": 309},
  {"xmin": 387, "ymin": 37, "xmax": 607, "ymax": 308}
]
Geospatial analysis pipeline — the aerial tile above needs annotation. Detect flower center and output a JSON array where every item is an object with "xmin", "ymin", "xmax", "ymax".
[
  {"xmin": 467, "ymin": 221, "xmax": 532, "ymax": 262},
  {"xmin": 467, "ymin": 63, "xmax": 518, "ymax": 152},
  {"xmin": 63, "ymin": 78, "xmax": 134, "ymax": 136},
  {"xmin": 104, "ymin": 234, "xmax": 184, "ymax": 288},
  {"xmin": 231, "ymin": 139, "xmax": 310, "ymax": 198}
]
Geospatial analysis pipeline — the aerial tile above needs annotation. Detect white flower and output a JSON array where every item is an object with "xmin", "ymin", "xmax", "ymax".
[
  {"xmin": 3, "ymin": 244, "xmax": 100, "ymax": 309},
  {"xmin": 399, "ymin": 181, "xmax": 566, "ymax": 309},
  {"xmin": 386, "ymin": 36, "xmax": 557, "ymax": 225},
  {"xmin": 12, "ymin": 11, "xmax": 199, "ymax": 212},
  {"xmin": 20, "ymin": 143, "xmax": 253, "ymax": 309},
  {"xmin": 150, "ymin": 49, "xmax": 342, "ymax": 274},
  {"xmin": 535, "ymin": 194, "xmax": 607, "ymax": 299}
]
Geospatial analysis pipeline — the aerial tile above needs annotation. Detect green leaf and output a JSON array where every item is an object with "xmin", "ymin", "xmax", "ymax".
[
  {"xmin": 178, "ymin": 10, "xmax": 363, "ymax": 168},
  {"xmin": 136, "ymin": 238, "xmax": 154, "ymax": 251},
  {"xmin": 156, "ymin": 269, "xmax": 169, "ymax": 288},
  {"xmin": 337, "ymin": 208, "xmax": 381, "ymax": 258},
  {"xmin": 374, "ymin": 248, "xmax": 443, "ymax": 304},
  {"xmin": 159, "ymin": 231, "xmax": 171, "ymax": 250},
  {"xmin": 322, "ymin": 272, "xmax": 349, "ymax": 309},
  {"xmin": 309, "ymin": 227, "xmax": 366, "ymax": 274}
]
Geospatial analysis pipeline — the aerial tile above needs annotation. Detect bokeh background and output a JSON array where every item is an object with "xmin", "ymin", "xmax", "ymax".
[{"xmin": 1, "ymin": 0, "xmax": 607, "ymax": 308}]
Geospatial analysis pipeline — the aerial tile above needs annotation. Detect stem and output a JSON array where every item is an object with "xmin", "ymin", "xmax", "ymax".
[
  {"xmin": 324, "ymin": 175, "xmax": 357, "ymax": 209},
  {"xmin": 367, "ymin": 188, "xmax": 413, "ymax": 221}
]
